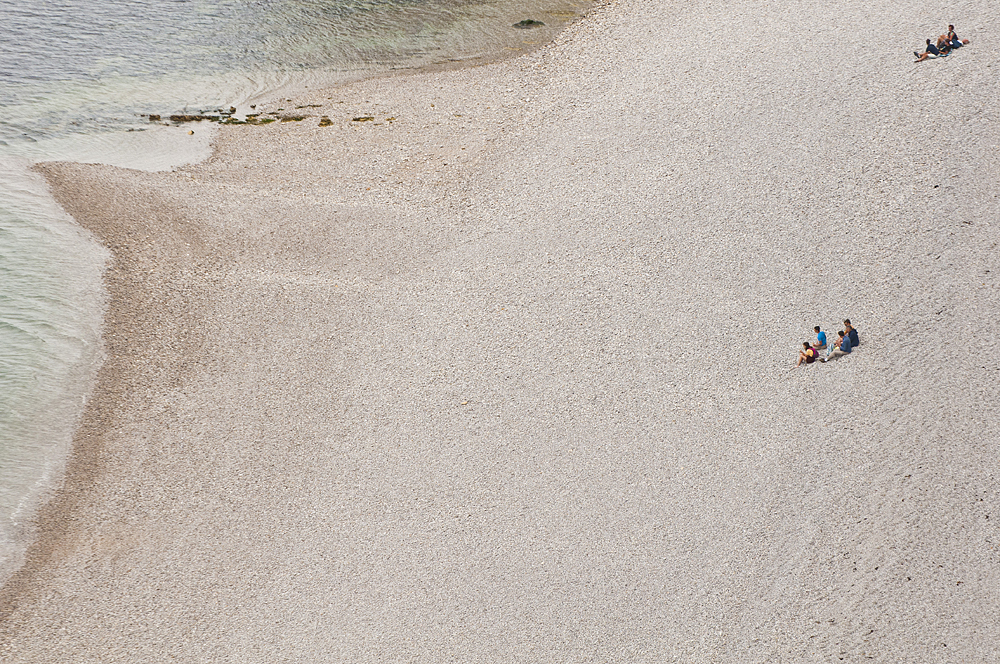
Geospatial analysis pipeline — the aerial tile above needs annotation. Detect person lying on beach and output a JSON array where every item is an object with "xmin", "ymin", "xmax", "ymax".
[
  {"xmin": 844, "ymin": 319, "xmax": 859, "ymax": 347},
  {"xmin": 812, "ymin": 326, "xmax": 827, "ymax": 352},
  {"xmin": 796, "ymin": 342, "xmax": 819, "ymax": 367},
  {"xmin": 914, "ymin": 39, "xmax": 944, "ymax": 62},
  {"xmin": 944, "ymin": 25, "xmax": 970, "ymax": 49},
  {"xmin": 821, "ymin": 331, "xmax": 853, "ymax": 362}
]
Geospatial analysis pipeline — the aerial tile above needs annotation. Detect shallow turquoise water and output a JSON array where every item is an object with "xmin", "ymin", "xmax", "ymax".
[{"xmin": 0, "ymin": 0, "xmax": 591, "ymax": 585}]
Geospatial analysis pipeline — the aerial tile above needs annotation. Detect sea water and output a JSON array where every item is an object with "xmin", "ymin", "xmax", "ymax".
[{"xmin": 0, "ymin": 0, "xmax": 592, "ymax": 586}]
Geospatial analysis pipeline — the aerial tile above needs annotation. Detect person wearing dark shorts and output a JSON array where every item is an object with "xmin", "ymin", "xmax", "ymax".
[{"xmin": 796, "ymin": 342, "xmax": 819, "ymax": 367}]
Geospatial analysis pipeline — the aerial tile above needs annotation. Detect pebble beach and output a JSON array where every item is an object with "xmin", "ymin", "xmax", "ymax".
[{"xmin": 1, "ymin": 0, "xmax": 998, "ymax": 661}]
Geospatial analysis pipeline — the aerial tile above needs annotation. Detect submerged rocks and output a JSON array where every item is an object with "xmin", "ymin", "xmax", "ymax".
[
  {"xmin": 168, "ymin": 114, "xmax": 217, "ymax": 123},
  {"xmin": 145, "ymin": 103, "xmax": 327, "ymax": 128},
  {"xmin": 514, "ymin": 19, "xmax": 545, "ymax": 28}
]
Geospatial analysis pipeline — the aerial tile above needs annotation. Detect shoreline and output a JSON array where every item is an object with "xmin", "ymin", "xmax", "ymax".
[
  {"xmin": 0, "ymin": 0, "xmax": 607, "ymax": 626},
  {"xmin": 3, "ymin": 0, "xmax": 1000, "ymax": 659},
  {"xmin": 0, "ymin": 160, "xmax": 219, "ymax": 614}
]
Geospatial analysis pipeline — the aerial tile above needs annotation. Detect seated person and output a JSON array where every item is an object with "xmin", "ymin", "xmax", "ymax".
[
  {"xmin": 946, "ymin": 25, "xmax": 970, "ymax": 48},
  {"xmin": 812, "ymin": 326, "xmax": 828, "ymax": 352},
  {"xmin": 844, "ymin": 319, "xmax": 859, "ymax": 347},
  {"xmin": 797, "ymin": 342, "xmax": 819, "ymax": 367},
  {"xmin": 914, "ymin": 39, "xmax": 943, "ymax": 61},
  {"xmin": 821, "ymin": 331, "xmax": 853, "ymax": 362}
]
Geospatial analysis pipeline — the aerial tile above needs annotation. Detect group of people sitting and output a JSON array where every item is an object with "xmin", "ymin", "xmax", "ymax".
[
  {"xmin": 796, "ymin": 319, "xmax": 860, "ymax": 367},
  {"xmin": 914, "ymin": 24, "xmax": 970, "ymax": 61}
]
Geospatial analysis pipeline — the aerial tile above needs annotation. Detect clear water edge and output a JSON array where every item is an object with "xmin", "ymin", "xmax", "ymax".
[
  {"xmin": 0, "ymin": 0, "xmax": 595, "ymax": 589},
  {"xmin": 0, "ymin": 159, "xmax": 110, "ymax": 585}
]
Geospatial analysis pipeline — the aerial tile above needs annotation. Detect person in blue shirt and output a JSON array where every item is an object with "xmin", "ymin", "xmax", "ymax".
[
  {"xmin": 821, "ymin": 330, "xmax": 852, "ymax": 362},
  {"xmin": 812, "ymin": 326, "xmax": 827, "ymax": 353}
]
